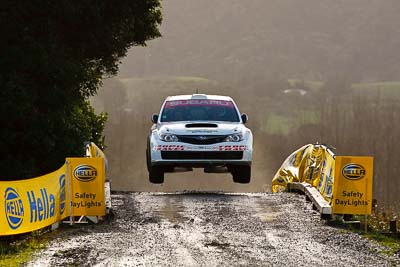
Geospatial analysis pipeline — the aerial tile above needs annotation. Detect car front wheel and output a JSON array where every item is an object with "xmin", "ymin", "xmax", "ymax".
[
  {"xmin": 149, "ymin": 165, "xmax": 164, "ymax": 184},
  {"xmin": 232, "ymin": 165, "xmax": 251, "ymax": 184}
]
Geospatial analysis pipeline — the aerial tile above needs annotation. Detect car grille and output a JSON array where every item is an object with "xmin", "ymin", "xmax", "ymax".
[
  {"xmin": 161, "ymin": 151, "xmax": 243, "ymax": 160},
  {"xmin": 177, "ymin": 135, "xmax": 227, "ymax": 145}
]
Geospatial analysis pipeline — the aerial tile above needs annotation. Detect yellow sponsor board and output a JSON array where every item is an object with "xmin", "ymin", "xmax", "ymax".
[
  {"xmin": 0, "ymin": 165, "xmax": 70, "ymax": 236},
  {"xmin": 332, "ymin": 156, "xmax": 373, "ymax": 215},
  {"xmin": 67, "ymin": 157, "xmax": 105, "ymax": 216}
]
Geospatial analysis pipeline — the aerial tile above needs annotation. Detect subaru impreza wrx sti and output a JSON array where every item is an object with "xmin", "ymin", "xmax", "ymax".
[{"xmin": 146, "ymin": 94, "xmax": 253, "ymax": 184}]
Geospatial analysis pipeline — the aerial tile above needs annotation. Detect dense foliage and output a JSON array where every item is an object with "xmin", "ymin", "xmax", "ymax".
[{"xmin": 0, "ymin": 1, "xmax": 162, "ymax": 179}]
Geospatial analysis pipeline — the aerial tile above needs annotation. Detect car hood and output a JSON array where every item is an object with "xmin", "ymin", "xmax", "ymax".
[{"xmin": 157, "ymin": 122, "xmax": 246, "ymax": 136}]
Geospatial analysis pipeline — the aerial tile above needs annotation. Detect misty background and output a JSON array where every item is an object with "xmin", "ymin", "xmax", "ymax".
[{"xmin": 91, "ymin": 0, "xmax": 400, "ymax": 206}]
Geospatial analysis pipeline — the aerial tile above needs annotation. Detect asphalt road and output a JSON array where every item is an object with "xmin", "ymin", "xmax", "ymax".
[{"xmin": 29, "ymin": 192, "xmax": 398, "ymax": 266}]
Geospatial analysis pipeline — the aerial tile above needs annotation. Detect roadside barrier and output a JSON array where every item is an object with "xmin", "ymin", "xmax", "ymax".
[
  {"xmin": 272, "ymin": 144, "xmax": 374, "ymax": 217},
  {"xmin": 0, "ymin": 142, "xmax": 107, "ymax": 236}
]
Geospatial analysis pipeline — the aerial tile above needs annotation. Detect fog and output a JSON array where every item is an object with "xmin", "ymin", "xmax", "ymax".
[{"xmin": 92, "ymin": 0, "xmax": 400, "ymax": 205}]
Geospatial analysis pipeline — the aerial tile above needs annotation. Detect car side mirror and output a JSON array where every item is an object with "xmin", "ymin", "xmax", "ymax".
[
  {"xmin": 151, "ymin": 114, "xmax": 159, "ymax": 123},
  {"xmin": 241, "ymin": 114, "xmax": 248, "ymax": 124}
]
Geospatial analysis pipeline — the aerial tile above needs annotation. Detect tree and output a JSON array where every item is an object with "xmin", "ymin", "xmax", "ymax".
[{"xmin": 0, "ymin": 1, "xmax": 162, "ymax": 179}]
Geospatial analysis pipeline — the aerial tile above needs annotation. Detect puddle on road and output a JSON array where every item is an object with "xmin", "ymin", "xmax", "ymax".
[
  {"xmin": 147, "ymin": 192, "xmax": 283, "ymax": 224},
  {"xmin": 252, "ymin": 197, "xmax": 283, "ymax": 222},
  {"xmin": 149, "ymin": 192, "xmax": 236, "ymax": 224},
  {"xmin": 153, "ymin": 196, "xmax": 187, "ymax": 224}
]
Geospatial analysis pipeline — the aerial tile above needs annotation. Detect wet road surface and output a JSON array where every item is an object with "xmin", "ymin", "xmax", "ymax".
[{"xmin": 29, "ymin": 192, "xmax": 397, "ymax": 266}]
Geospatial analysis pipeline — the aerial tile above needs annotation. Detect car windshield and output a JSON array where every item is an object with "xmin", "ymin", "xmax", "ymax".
[{"xmin": 161, "ymin": 99, "xmax": 240, "ymax": 122}]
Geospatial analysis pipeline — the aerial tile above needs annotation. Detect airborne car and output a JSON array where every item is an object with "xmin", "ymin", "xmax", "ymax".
[{"xmin": 146, "ymin": 94, "xmax": 253, "ymax": 184}]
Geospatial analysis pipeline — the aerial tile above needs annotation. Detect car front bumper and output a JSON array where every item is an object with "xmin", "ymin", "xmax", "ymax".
[{"xmin": 149, "ymin": 133, "xmax": 252, "ymax": 167}]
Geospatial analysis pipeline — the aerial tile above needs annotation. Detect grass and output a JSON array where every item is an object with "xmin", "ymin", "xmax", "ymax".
[
  {"xmin": 352, "ymin": 82, "xmax": 400, "ymax": 100},
  {"xmin": 363, "ymin": 232, "xmax": 400, "ymax": 256},
  {"xmin": 0, "ymin": 232, "xmax": 51, "ymax": 267},
  {"xmin": 263, "ymin": 113, "xmax": 292, "ymax": 135},
  {"xmin": 329, "ymin": 214, "xmax": 399, "ymax": 257},
  {"xmin": 288, "ymin": 79, "xmax": 324, "ymax": 90},
  {"xmin": 263, "ymin": 110, "xmax": 320, "ymax": 135},
  {"xmin": 288, "ymin": 79, "xmax": 400, "ymax": 96},
  {"xmin": 270, "ymin": 79, "xmax": 400, "ymax": 135},
  {"xmin": 296, "ymin": 110, "xmax": 320, "ymax": 125},
  {"xmin": 352, "ymin": 81, "xmax": 400, "ymax": 91},
  {"xmin": 345, "ymin": 220, "xmax": 400, "ymax": 256},
  {"xmin": 352, "ymin": 208, "xmax": 400, "ymax": 256}
]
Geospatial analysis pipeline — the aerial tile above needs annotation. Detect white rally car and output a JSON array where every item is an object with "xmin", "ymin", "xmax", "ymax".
[{"xmin": 146, "ymin": 94, "xmax": 253, "ymax": 184}]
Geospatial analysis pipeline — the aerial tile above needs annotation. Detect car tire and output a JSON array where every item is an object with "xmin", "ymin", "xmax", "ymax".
[
  {"xmin": 232, "ymin": 166, "xmax": 251, "ymax": 184},
  {"xmin": 149, "ymin": 165, "xmax": 164, "ymax": 184}
]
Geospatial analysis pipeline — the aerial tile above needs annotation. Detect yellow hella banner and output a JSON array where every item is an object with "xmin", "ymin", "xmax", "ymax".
[
  {"xmin": 87, "ymin": 142, "xmax": 106, "ymax": 159},
  {"xmin": 0, "ymin": 165, "xmax": 70, "ymax": 236},
  {"xmin": 1, "ymin": 156, "xmax": 106, "ymax": 236},
  {"xmin": 271, "ymin": 144, "xmax": 313, "ymax": 192},
  {"xmin": 67, "ymin": 157, "xmax": 105, "ymax": 216},
  {"xmin": 315, "ymin": 149, "xmax": 335, "ymax": 203},
  {"xmin": 332, "ymin": 156, "xmax": 373, "ymax": 215},
  {"xmin": 271, "ymin": 144, "xmax": 335, "ymax": 203}
]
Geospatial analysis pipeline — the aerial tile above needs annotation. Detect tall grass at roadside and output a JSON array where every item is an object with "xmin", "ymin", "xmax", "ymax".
[
  {"xmin": 369, "ymin": 204, "xmax": 399, "ymax": 233},
  {"xmin": 352, "ymin": 205, "xmax": 400, "ymax": 256},
  {"xmin": 0, "ymin": 233, "xmax": 50, "ymax": 267}
]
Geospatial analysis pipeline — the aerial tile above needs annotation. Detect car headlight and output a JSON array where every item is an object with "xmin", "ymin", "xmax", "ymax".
[
  {"xmin": 159, "ymin": 133, "xmax": 179, "ymax": 142},
  {"xmin": 224, "ymin": 134, "xmax": 244, "ymax": 142}
]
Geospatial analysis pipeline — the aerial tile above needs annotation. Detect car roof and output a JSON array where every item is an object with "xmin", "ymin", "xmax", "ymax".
[{"xmin": 166, "ymin": 94, "xmax": 233, "ymax": 101}]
